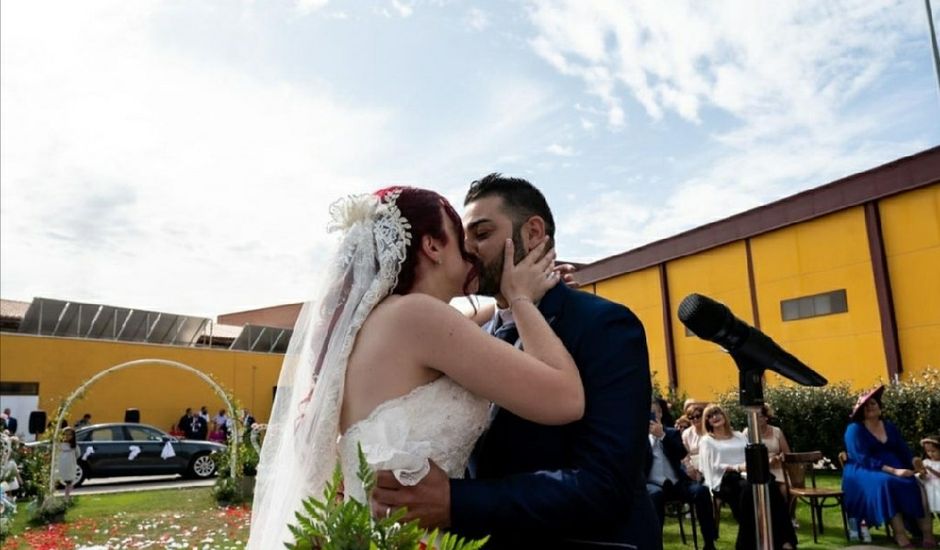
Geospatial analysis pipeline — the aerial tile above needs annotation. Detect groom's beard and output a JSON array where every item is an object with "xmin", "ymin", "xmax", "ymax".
[{"xmin": 475, "ymin": 228, "xmax": 527, "ymax": 297}]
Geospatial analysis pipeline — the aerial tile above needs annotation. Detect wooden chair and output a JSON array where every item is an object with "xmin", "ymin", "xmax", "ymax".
[
  {"xmin": 837, "ymin": 450, "xmax": 847, "ymax": 469},
  {"xmin": 665, "ymin": 496, "xmax": 699, "ymax": 549},
  {"xmin": 783, "ymin": 451, "xmax": 849, "ymax": 543}
]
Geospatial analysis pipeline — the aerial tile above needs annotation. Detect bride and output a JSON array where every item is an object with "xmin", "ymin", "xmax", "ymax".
[{"xmin": 248, "ymin": 186, "xmax": 582, "ymax": 548}]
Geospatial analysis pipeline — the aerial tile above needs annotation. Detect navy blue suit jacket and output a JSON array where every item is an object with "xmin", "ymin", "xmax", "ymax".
[{"xmin": 450, "ymin": 284, "xmax": 660, "ymax": 549}]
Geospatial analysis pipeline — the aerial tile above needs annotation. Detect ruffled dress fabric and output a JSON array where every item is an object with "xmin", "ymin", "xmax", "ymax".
[{"xmin": 339, "ymin": 376, "xmax": 490, "ymax": 503}]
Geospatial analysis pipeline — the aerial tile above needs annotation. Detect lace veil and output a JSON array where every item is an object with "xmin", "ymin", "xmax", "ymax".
[{"xmin": 248, "ymin": 191, "xmax": 412, "ymax": 549}]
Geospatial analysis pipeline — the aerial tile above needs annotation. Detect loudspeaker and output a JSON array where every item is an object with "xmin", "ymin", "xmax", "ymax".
[
  {"xmin": 28, "ymin": 410, "xmax": 46, "ymax": 434},
  {"xmin": 124, "ymin": 408, "xmax": 140, "ymax": 423}
]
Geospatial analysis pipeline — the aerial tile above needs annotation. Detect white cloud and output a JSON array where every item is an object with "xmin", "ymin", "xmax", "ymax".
[
  {"xmin": 391, "ymin": 0, "xmax": 414, "ymax": 18},
  {"xmin": 527, "ymin": 0, "xmax": 921, "ymax": 138},
  {"xmin": 0, "ymin": 1, "xmax": 391, "ymax": 314},
  {"xmin": 1, "ymin": 0, "xmax": 933, "ymax": 317},
  {"xmin": 530, "ymin": 0, "xmax": 933, "ymax": 263},
  {"xmin": 465, "ymin": 7, "xmax": 489, "ymax": 31},
  {"xmin": 0, "ymin": 1, "xmax": 569, "ymax": 315},
  {"xmin": 560, "ymin": 132, "xmax": 928, "ymax": 262},
  {"xmin": 546, "ymin": 143, "xmax": 576, "ymax": 157},
  {"xmin": 296, "ymin": 0, "xmax": 329, "ymax": 15}
]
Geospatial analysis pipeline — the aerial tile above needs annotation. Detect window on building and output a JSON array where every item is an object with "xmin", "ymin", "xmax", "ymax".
[
  {"xmin": 0, "ymin": 382, "xmax": 39, "ymax": 395},
  {"xmin": 781, "ymin": 289, "xmax": 848, "ymax": 321}
]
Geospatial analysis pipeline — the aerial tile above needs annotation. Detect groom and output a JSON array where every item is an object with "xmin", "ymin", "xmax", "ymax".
[{"xmin": 373, "ymin": 174, "xmax": 659, "ymax": 549}]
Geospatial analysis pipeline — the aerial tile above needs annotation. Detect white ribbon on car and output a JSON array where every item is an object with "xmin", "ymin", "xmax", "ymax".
[
  {"xmin": 160, "ymin": 441, "xmax": 176, "ymax": 460},
  {"xmin": 128, "ymin": 445, "xmax": 141, "ymax": 461},
  {"xmin": 81, "ymin": 446, "xmax": 95, "ymax": 461}
]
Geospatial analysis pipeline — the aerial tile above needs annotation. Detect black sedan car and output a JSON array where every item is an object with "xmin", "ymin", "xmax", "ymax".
[{"xmin": 29, "ymin": 422, "xmax": 226, "ymax": 486}]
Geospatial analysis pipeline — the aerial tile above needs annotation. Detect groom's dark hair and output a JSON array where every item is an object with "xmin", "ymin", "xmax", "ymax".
[{"xmin": 464, "ymin": 173, "xmax": 555, "ymax": 239}]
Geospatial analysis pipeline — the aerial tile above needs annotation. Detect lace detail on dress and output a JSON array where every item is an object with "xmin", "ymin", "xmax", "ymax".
[{"xmin": 339, "ymin": 376, "xmax": 491, "ymax": 503}]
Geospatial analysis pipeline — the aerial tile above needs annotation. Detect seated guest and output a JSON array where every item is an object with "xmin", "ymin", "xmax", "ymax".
[
  {"xmin": 675, "ymin": 414, "xmax": 692, "ymax": 433},
  {"xmin": 682, "ymin": 402, "xmax": 707, "ymax": 481},
  {"xmin": 654, "ymin": 396, "xmax": 676, "ymax": 428},
  {"xmin": 699, "ymin": 404, "xmax": 796, "ymax": 549},
  {"xmin": 842, "ymin": 385, "xmax": 936, "ymax": 548},
  {"xmin": 743, "ymin": 403, "xmax": 792, "ymax": 504},
  {"xmin": 647, "ymin": 398, "xmax": 718, "ymax": 550},
  {"xmin": 916, "ymin": 435, "xmax": 940, "ymax": 518}
]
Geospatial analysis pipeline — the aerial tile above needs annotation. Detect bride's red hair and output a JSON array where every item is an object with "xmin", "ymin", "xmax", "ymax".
[{"xmin": 374, "ymin": 186, "xmax": 478, "ymax": 295}]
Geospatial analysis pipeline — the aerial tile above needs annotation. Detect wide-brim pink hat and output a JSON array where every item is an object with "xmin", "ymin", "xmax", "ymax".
[{"xmin": 850, "ymin": 385, "xmax": 885, "ymax": 419}]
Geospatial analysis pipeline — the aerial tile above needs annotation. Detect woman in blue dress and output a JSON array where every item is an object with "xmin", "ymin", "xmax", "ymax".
[{"xmin": 842, "ymin": 385, "xmax": 936, "ymax": 548}]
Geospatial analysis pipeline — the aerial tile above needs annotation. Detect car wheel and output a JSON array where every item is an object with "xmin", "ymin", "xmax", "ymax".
[
  {"xmin": 189, "ymin": 453, "xmax": 217, "ymax": 478},
  {"xmin": 73, "ymin": 462, "xmax": 88, "ymax": 487}
]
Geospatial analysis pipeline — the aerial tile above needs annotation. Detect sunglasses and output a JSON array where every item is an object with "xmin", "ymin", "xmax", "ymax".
[
  {"xmin": 689, "ymin": 413, "xmax": 702, "ymax": 420},
  {"xmin": 707, "ymin": 412, "xmax": 723, "ymax": 420}
]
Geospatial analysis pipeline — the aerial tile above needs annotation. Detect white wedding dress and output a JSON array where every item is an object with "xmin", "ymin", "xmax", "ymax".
[
  {"xmin": 249, "ymin": 191, "xmax": 490, "ymax": 549},
  {"xmin": 339, "ymin": 376, "xmax": 490, "ymax": 502}
]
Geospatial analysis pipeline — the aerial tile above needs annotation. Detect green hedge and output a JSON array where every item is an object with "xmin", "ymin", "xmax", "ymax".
[{"xmin": 711, "ymin": 368, "xmax": 940, "ymax": 465}]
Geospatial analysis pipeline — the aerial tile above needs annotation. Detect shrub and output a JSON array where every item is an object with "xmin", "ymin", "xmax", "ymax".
[
  {"xmin": 652, "ymin": 371, "xmax": 690, "ymax": 423},
  {"xmin": 882, "ymin": 368, "xmax": 940, "ymax": 455},
  {"xmin": 213, "ymin": 476, "xmax": 241, "ymax": 504},
  {"xmin": 15, "ymin": 442, "xmax": 50, "ymax": 500},
  {"xmin": 715, "ymin": 383, "xmax": 855, "ymax": 463},
  {"xmin": 714, "ymin": 368, "xmax": 940, "ymax": 464},
  {"xmin": 27, "ymin": 496, "xmax": 74, "ymax": 525},
  {"xmin": 212, "ymin": 425, "xmax": 263, "ymax": 505},
  {"xmin": 288, "ymin": 446, "xmax": 486, "ymax": 550}
]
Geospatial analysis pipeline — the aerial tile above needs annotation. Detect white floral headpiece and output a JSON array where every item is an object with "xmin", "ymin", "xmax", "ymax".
[
  {"xmin": 327, "ymin": 190, "xmax": 413, "ymax": 292},
  {"xmin": 328, "ymin": 194, "xmax": 380, "ymax": 233}
]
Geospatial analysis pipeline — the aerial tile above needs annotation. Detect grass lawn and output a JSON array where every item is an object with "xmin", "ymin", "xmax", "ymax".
[
  {"xmin": 1, "ymin": 488, "xmax": 249, "ymax": 549},
  {"xmin": 662, "ymin": 472, "xmax": 909, "ymax": 549},
  {"xmin": 1, "ymin": 474, "xmax": 932, "ymax": 549}
]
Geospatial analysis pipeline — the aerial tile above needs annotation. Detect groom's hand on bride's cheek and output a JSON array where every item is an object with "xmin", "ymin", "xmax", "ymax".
[{"xmin": 371, "ymin": 461, "xmax": 452, "ymax": 529}]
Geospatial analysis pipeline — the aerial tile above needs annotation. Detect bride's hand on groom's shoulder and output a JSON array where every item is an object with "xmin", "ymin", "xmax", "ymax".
[
  {"xmin": 371, "ymin": 460, "xmax": 452, "ymax": 529},
  {"xmin": 554, "ymin": 263, "xmax": 579, "ymax": 289},
  {"xmin": 500, "ymin": 238, "xmax": 559, "ymax": 304}
]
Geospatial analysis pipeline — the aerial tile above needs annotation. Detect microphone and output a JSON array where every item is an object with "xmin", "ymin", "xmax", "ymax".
[{"xmin": 677, "ymin": 293, "xmax": 827, "ymax": 387}]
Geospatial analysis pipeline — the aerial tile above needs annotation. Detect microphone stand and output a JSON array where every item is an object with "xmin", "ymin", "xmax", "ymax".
[
  {"xmin": 676, "ymin": 292, "xmax": 829, "ymax": 548},
  {"xmin": 736, "ymin": 359, "xmax": 774, "ymax": 550}
]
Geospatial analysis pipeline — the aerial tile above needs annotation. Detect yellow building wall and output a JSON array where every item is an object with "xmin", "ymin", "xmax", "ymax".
[
  {"xmin": 0, "ymin": 333, "xmax": 283, "ymax": 431},
  {"xmin": 750, "ymin": 207, "xmax": 885, "ymax": 390},
  {"xmin": 594, "ymin": 267, "xmax": 669, "ymax": 393},
  {"xmin": 879, "ymin": 184, "xmax": 940, "ymax": 379},
  {"xmin": 665, "ymin": 242, "xmax": 753, "ymax": 401}
]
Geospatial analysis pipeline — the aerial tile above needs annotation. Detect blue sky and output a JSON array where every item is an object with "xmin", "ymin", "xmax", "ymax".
[{"xmin": 2, "ymin": 0, "xmax": 939, "ymax": 316}]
